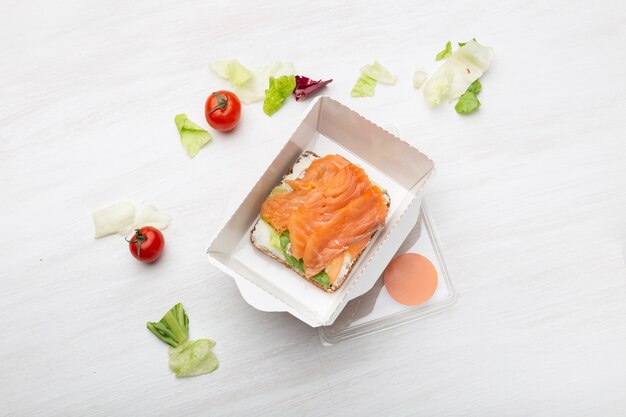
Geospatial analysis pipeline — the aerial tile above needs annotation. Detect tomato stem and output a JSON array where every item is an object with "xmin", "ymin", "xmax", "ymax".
[
  {"xmin": 126, "ymin": 229, "xmax": 147, "ymax": 258},
  {"xmin": 207, "ymin": 91, "xmax": 229, "ymax": 114}
]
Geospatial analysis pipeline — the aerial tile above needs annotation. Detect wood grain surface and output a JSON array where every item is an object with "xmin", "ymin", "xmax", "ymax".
[{"xmin": 1, "ymin": 0, "xmax": 626, "ymax": 415}]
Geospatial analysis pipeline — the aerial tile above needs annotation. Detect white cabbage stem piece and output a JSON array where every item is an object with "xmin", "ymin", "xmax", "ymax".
[
  {"xmin": 134, "ymin": 204, "xmax": 171, "ymax": 230},
  {"xmin": 423, "ymin": 40, "xmax": 494, "ymax": 105},
  {"xmin": 92, "ymin": 202, "xmax": 135, "ymax": 238}
]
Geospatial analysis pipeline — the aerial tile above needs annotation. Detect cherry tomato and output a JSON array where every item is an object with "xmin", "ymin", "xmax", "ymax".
[
  {"xmin": 127, "ymin": 226, "xmax": 165, "ymax": 263},
  {"xmin": 204, "ymin": 90, "xmax": 241, "ymax": 132}
]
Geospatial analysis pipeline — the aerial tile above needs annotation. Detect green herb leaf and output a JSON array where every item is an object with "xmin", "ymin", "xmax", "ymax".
[
  {"xmin": 311, "ymin": 271, "xmax": 331, "ymax": 288},
  {"xmin": 279, "ymin": 231, "xmax": 304, "ymax": 272},
  {"xmin": 458, "ymin": 38, "xmax": 477, "ymax": 47},
  {"xmin": 263, "ymin": 75, "xmax": 296, "ymax": 116},
  {"xmin": 455, "ymin": 91, "xmax": 481, "ymax": 114},
  {"xmin": 350, "ymin": 74, "xmax": 377, "ymax": 97},
  {"xmin": 168, "ymin": 339, "xmax": 218, "ymax": 378},
  {"xmin": 435, "ymin": 41, "xmax": 453, "ymax": 61},
  {"xmin": 174, "ymin": 114, "xmax": 212, "ymax": 158},
  {"xmin": 147, "ymin": 303, "xmax": 189, "ymax": 348}
]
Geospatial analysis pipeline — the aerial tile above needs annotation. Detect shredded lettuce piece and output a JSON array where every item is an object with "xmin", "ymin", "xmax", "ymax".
[
  {"xmin": 168, "ymin": 339, "xmax": 218, "ymax": 378},
  {"xmin": 92, "ymin": 202, "xmax": 135, "ymax": 238},
  {"xmin": 294, "ymin": 75, "xmax": 332, "ymax": 101},
  {"xmin": 235, "ymin": 62, "xmax": 294, "ymax": 104},
  {"xmin": 269, "ymin": 185, "xmax": 289, "ymax": 196},
  {"xmin": 465, "ymin": 79, "xmax": 482, "ymax": 95},
  {"xmin": 174, "ymin": 114, "xmax": 212, "ymax": 158},
  {"xmin": 435, "ymin": 41, "xmax": 453, "ymax": 61},
  {"xmin": 455, "ymin": 80, "xmax": 482, "ymax": 114},
  {"xmin": 279, "ymin": 231, "xmax": 304, "ymax": 272},
  {"xmin": 351, "ymin": 74, "xmax": 377, "ymax": 97},
  {"xmin": 458, "ymin": 38, "xmax": 477, "ymax": 47},
  {"xmin": 413, "ymin": 69, "xmax": 428, "ymax": 89},
  {"xmin": 275, "ymin": 230, "xmax": 330, "ymax": 287},
  {"xmin": 147, "ymin": 303, "xmax": 189, "ymax": 348},
  {"xmin": 210, "ymin": 59, "xmax": 253, "ymax": 87},
  {"xmin": 263, "ymin": 75, "xmax": 296, "ymax": 116},
  {"xmin": 268, "ymin": 224, "xmax": 282, "ymax": 252},
  {"xmin": 311, "ymin": 271, "xmax": 331, "ymax": 288},
  {"xmin": 360, "ymin": 61, "xmax": 397, "ymax": 85},
  {"xmin": 455, "ymin": 91, "xmax": 480, "ymax": 114},
  {"xmin": 423, "ymin": 40, "xmax": 494, "ymax": 105}
]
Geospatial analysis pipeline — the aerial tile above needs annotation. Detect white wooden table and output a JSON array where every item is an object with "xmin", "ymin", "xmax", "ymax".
[{"xmin": 2, "ymin": 0, "xmax": 626, "ymax": 415}]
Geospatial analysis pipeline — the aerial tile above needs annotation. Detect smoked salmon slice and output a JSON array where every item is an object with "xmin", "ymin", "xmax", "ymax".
[
  {"xmin": 288, "ymin": 164, "xmax": 372, "ymax": 260},
  {"xmin": 260, "ymin": 154, "xmax": 388, "ymax": 283},
  {"xmin": 303, "ymin": 187, "xmax": 387, "ymax": 277},
  {"xmin": 324, "ymin": 237, "xmax": 372, "ymax": 284},
  {"xmin": 284, "ymin": 155, "xmax": 350, "ymax": 191}
]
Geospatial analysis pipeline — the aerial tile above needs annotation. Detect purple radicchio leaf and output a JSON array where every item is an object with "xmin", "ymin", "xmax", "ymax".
[{"xmin": 293, "ymin": 75, "xmax": 333, "ymax": 101}]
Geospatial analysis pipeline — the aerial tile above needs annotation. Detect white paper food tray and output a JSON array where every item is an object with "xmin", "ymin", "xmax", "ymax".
[{"xmin": 207, "ymin": 96, "xmax": 434, "ymax": 327}]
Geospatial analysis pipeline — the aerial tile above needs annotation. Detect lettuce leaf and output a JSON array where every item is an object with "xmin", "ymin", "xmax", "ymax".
[
  {"xmin": 435, "ymin": 41, "xmax": 453, "ymax": 61},
  {"xmin": 174, "ymin": 114, "xmax": 212, "ymax": 158},
  {"xmin": 350, "ymin": 74, "xmax": 377, "ymax": 97},
  {"xmin": 455, "ymin": 80, "xmax": 482, "ymax": 114},
  {"xmin": 455, "ymin": 91, "xmax": 480, "ymax": 114},
  {"xmin": 279, "ymin": 231, "xmax": 304, "ymax": 272},
  {"xmin": 268, "ymin": 224, "xmax": 282, "ymax": 252},
  {"xmin": 236, "ymin": 62, "xmax": 294, "ymax": 104},
  {"xmin": 269, "ymin": 185, "xmax": 289, "ymax": 196},
  {"xmin": 168, "ymin": 339, "xmax": 218, "ymax": 378},
  {"xmin": 466, "ymin": 79, "xmax": 482, "ymax": 95},
  {"xmin": 210, "ymin": 59, "xmax": 253, "ymax": 87},
  {"xmin": 293, "ymin": 75, "xmax": 332, "ymax": 101},
  {"xmin": 263, "ymin": 75, "xmax": 296, "ymax": 116},
  {"xmin": 147, "ymin": 303, "xmax": 189, "ymax": 348},
  {"xmin": 277, "ymin": 231, "xmax": 330, "ymax": 287},
  {"xmin": 311, "ymin": 271, "xmax": 331, "ymax": 288},
  {"xmin": 423, "ymin": 40, "xmax": 494, "ymax": 105},
  {"xmin": 360, "ymin": 61, "xmax": 397, "ymax": 85}
]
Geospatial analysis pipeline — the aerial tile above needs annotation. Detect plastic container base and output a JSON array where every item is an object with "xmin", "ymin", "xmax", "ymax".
[{"xmin": 319, "ymin": 203, "xmax": 457, "ymax": 345}]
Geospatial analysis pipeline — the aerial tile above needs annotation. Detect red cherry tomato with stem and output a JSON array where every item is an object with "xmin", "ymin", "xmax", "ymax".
[
  {"xmin": 127, "ymin": 226, "xmax": 165, "ymax": 263},
  {"xmin": 204, "ymin": 90, "xmax": 241, "ymax": 132}
]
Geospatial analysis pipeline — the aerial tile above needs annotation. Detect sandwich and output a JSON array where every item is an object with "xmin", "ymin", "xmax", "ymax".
[{"xmin": 250, "ymin": 151, "xmax": 390, "ymax": 292}]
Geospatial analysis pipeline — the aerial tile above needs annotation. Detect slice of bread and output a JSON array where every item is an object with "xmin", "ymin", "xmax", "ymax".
[{"xmin": 250, "ymin": 151, "xmax": 390, "ymax": 293}]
